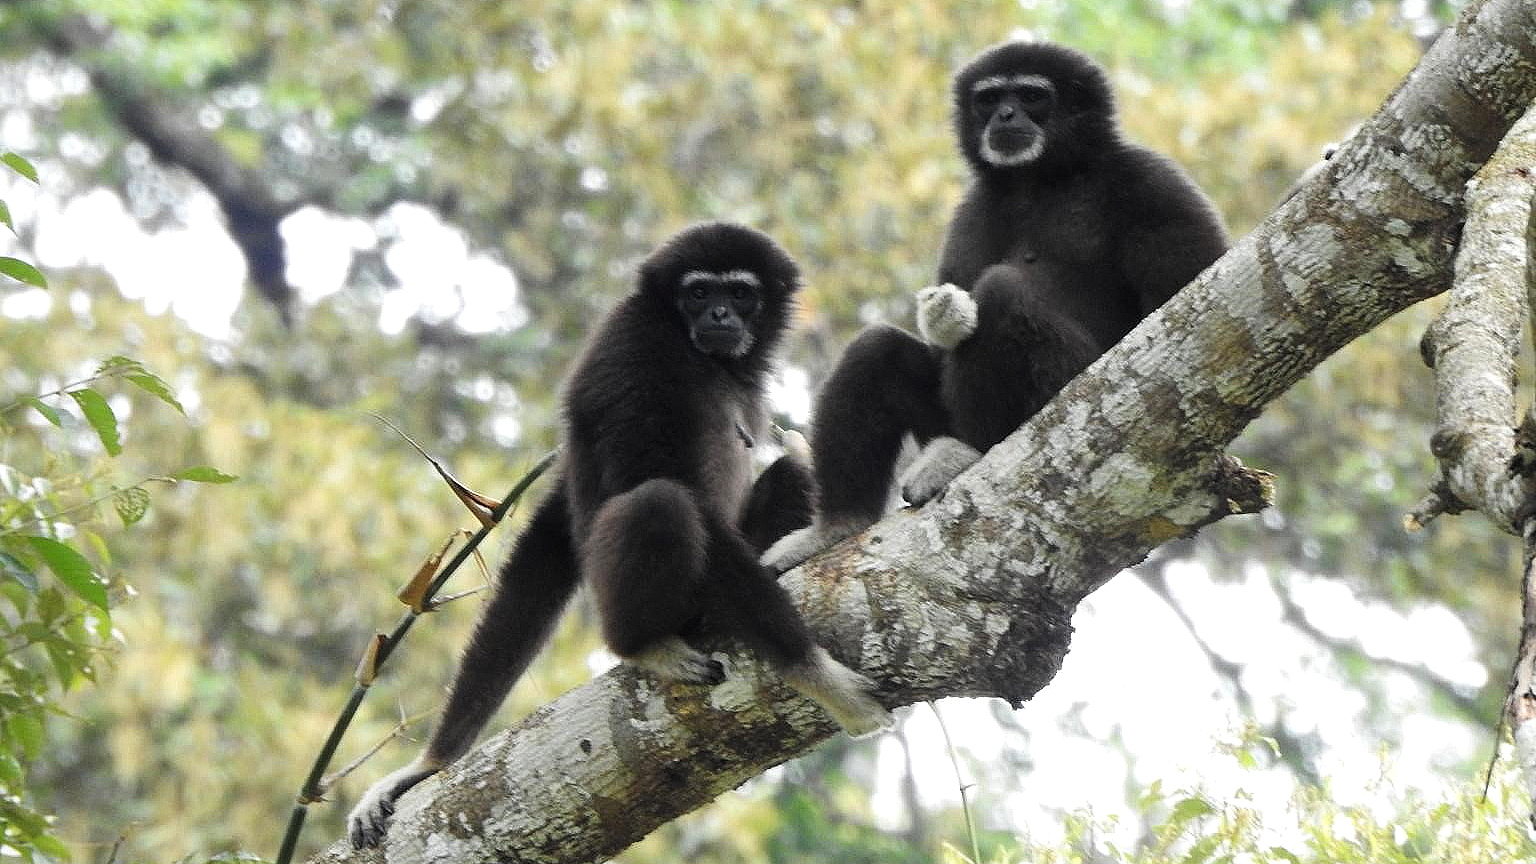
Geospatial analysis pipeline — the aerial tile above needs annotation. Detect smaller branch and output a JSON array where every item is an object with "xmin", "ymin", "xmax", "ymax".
[
  {"xmin": 1414, "ymin": 104, "xmax": 1536, "ymax": 534},
  {"xmin": 0, "ymin": 476, "xmax": 176, "ymax": 538},
  {"xmin": 929, "ymin": 702, "xmax": 982, "ymax": 864},
  {"xmin": 1511, "ymin": 519, "xmax": 1536, "ymax": 825}
]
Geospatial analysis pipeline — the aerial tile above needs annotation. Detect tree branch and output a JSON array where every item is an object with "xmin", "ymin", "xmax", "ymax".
[
  {"xmin": 309, "ymin": 3, "xmax": 1536, "ymax": 862},
  {"xmin": 1412, "ymin": 105, "xmax": 1536, "ymax": 532}
]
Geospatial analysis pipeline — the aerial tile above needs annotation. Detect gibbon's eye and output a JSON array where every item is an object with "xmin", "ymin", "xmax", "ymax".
[
  {"xmin": 1018, "ymin": 85, "xmax": 1053, "ymax": 117},
  {"xmin": 690, "ymin": 285, "xmax": 709, "ymax": 301},
  {"xmin": 731, "ymin": 284, "xmax": 749, "ymax": 301},
  {"xmin": 973, "ymin": 89, "xmax": 1001, "ymax": 113}
]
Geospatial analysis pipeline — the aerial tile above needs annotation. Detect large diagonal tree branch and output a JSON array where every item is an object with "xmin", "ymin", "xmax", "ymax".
[{"xmin": 311, "ymin": 3, "xmax": 1536, "ymax": 862}]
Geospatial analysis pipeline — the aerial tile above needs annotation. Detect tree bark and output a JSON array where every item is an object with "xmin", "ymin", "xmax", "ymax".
[{"xmin": 310, "ymin": 2, "xmax": 1536, "ymax": 862}]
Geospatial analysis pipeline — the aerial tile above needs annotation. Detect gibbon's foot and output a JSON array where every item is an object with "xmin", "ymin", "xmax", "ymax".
[
  {"xmin": 347, "ymin": 757, "xmax": 441, "ymax": 848},
  {"xmin": 623, "ymin": 635, "xmax": 727, "ymax": 685},
  {"xmin": 900, "ymin": 436, "xmax": 982, "ymax": 506},
  {"xmin": 760, "ymin": 517, "xmax": 872, "ymax": 573},
  {"xmin": 782, "ymin": 645, "xmax": 893, "ymax": 738},
  {"xmin": 778, "ymin": 428, "xmax": 811, "ymax": 463},
  {"xmin": 915, "ymin": 283, "xmax": 978, "ymax": 350}
]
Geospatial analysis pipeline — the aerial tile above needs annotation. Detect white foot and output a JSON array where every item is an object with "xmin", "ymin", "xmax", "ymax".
[
  {"xmin": 347, "ymin": 757, "xmax": 440, "ymax": 848},
  {"xmin": 760, "ymin": 517, "xmax": 871, "ymax": 573},
  {"xmin": 623, "ymin": 635, "xmax": 726, "ymax": 685},
  {"xmin": 899, "ymin": 436, "xmax": 982, "ymax": 505},
  {"xmin": 782, "ymin": 646, "xmax": 893, "ymax": 738},
  {"xmin": 915, "ymin": 284, "xmax": 978, "ymax": 350}
]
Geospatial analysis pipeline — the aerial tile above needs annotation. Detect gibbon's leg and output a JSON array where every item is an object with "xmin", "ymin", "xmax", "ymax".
[
  {"xmin": 348, "ymin": 490, "xmax": 578, "ymax": 849},
  {"xmin": 703, "ymin": 516, "xmax": 892, "ymax": 737},
  {"xmin": 739, "ymin": 454, "xmax": 815, "ymax": 554},
  {"xmin": 942, "ymin": 263, "xmax": 1101, "ymax": 452},
  {"xmin": 761, "ymin": 325, "xmax": 947, "ymax": 572},
  {"xmin": 585, "ymin": 478, "xmax": 725, "ymax": 685}
]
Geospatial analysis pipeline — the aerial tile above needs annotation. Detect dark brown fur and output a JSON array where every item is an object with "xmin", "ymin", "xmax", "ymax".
[{"xmin": 349, "ymin": 223, "xmax": 882, "ymax": 849}]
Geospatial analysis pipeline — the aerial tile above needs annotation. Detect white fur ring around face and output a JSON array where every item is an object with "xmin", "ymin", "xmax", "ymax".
[{"xmin": 915, "ymin": 283, "xmax": 978, "ymax": 350}]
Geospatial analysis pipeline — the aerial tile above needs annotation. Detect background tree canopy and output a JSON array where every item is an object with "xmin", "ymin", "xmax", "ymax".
[{"xmin": 1, "ymin": 0, "xmax": 1528, "ymax": 861}]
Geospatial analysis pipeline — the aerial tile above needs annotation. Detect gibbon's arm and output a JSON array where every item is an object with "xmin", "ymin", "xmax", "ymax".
[{"xmin": 1113, "ymin": 152, "xmax": 1229, "ymax": 315}]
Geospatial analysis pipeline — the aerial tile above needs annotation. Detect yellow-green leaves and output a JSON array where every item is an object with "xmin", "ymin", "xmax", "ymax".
[
  {"xmin": 68, "ymin": 389, "xmax": 121, "ymax": 456},
  {"xmin": 1, "ymin": 152, "xmax": 37, "ymax": 183},
  {"xmin": 0, "ymin": 257, "xmax": 46, "ymax": 289},
  {"xmin": 0, "ymin": 152, "xmax": 44, "ymax": 288},
  {"xmin": 170, "ymin": 466, "xmax": 238, "ymax": 484}
]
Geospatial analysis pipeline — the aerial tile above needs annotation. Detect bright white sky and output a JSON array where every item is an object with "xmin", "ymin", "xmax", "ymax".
[{"xmin": 1, "ymin": 170, "xmax": 1495, "ymax": 850}]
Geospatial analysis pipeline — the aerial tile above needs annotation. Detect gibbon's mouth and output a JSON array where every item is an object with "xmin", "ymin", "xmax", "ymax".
[
  {"xmin": 982, "ymin": 127, "xmax": 1044, "ymax": 166},
  {"xmin": 693, "ymin": 327, "xmax": 750, "ymax": 356}
]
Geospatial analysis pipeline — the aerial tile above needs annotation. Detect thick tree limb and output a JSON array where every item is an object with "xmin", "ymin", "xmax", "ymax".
[
  {"xmin": 1412, "ymin": 105, "xmax": 1536, "ymax": 531},
  {"xmin": 310, "ymin": 3, "xmax": 1536, "ymax": 862}
]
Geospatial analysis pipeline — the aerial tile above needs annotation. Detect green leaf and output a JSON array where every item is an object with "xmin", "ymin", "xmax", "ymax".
[
  {"xmin": 0, "ymin": 257, "xmax": 46, "ymax": 289},
  {"xmin": 44, "ymin": 641, "xmax": 76, "ymax": 690},
  {"xmin": 112, "ymin": 486, "xmax": 151, "ymax": 526},
  {"xmin": 28, "ymin": 833, "xmax": 69, "ymax": 861},
  {"xmin": 24, "ymin": 536, "xmax": 108, "ymax": 610},
  {"xmin": 5, "ymin": 712, "xmax": 44, "ymax": 759},
  {"xmin": 1182, "ymin": 834, "xmax": 1221, "ymax": 864},
  {"xmin": 0, "ymin": 200, "xmax": 12, "ymax": 234},
  {"xmin": 67, "ymin": 389, "xmax": 121, "ymax": 456},
  {"xmin": 172, "ymin": 466, "xmax": 238, "ymax": 484},
  {"xmin": 22, "ymin": 397, "xmax": 60, "ymax": 427},
  {"xmin": 0, "ymin": 750, "xmax": 22, "ymax": 788},
  {"xmin": 126, "ymin": 373, "xmax": 185, "ymax": 414},
  {"xmin": 96, "ymin": 355, "xmax": 143, "ymax": 374},
  {"xmin": 1, "ymin": 153, "xmax": 37, "ymax": 183},
  {"xmin": 0, "ymin": 553, "xmax": 37, "ymax": 593}
]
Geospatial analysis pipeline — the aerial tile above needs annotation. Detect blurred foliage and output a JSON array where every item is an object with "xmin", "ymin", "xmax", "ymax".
[
  {"xmin": 1014, "ymin": 729, "xmax": 1536, "ymax": 864},
  {"xmin": 0, "ymin": 0, "xmax": 1517, "ymax": 862}
]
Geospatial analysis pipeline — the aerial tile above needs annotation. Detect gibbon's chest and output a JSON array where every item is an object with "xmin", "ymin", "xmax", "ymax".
[
  {"xmin": 695, "ymin": 380, "xmax": 765, "ymax": 520},
  {"xmin": 994, "ymin": 182, "xmax": 1111, "ymax": 267}
]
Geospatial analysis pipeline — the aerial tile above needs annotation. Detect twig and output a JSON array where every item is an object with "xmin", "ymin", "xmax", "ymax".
[
  {"xmin": 321, "ymin": 708, "xmax": 434, "ymax": 790},
  {"xmin": 273, "ymin": 449, "xmax": 557, "ymax": 864},
  {"xmin": 0, "ymin": 476, "xmax": 177, "ymax": 538},
  {"xmin": 929, "ymin": 701, "xmax": 982, "ymax": 864}
]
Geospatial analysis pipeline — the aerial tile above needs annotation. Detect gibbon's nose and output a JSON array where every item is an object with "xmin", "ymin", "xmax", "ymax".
[
  {"xmin": 997, "ymin": 102, "xmax": 1017, "ymax": 122},
  {"xmin": 710, "ymin": 306, "xmax": 730, "ymax": 322}
]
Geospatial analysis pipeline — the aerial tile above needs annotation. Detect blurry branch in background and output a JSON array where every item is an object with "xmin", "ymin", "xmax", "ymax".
[
  {"xmin": 15, "ymin": 7, "xmax": 304, "ymax": 320},
  {"xmin": 1136, "ymin": 560, "xmax": 1323, "ymax": 786},
  {"xmin": 1408, "ymin": 102, "xmax": 1536, "ymax": 821},
  {"xmin": 273, "ymin": 446, "xmax": 556, "ymax": 864}
]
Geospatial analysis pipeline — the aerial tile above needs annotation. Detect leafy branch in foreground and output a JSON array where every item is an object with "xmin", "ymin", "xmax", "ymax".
[{"xmin": 0, "ymin": 155, "xmax": 238, "ymax": 862}]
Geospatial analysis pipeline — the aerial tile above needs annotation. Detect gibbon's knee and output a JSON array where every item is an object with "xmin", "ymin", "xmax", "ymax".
[
  {"xmin": 585, "ymin": 479, "xmax": 708, "ymax": 657},
  {"xmin": 739, "ymin": 455, "xmax": 815, "ymax": 554},
  {"xmin": 834, "ymin": 325, "xmax": 943, "ymax": 394}
]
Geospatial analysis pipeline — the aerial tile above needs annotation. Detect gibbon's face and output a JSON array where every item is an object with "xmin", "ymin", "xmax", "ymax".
[
  {"xmin": 968, "ymin": 73, "xmax": 1056, "ymax": 168},
  {"xmin": 677, "ymin": 269, "xmax": 763, "ymax": 358}
]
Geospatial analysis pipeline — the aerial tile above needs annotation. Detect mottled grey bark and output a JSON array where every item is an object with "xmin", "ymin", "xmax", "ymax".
[
  {"xmin": 1407, "ymin": 96, "xmax": 1536, "ymax": 827},
  {"xmin": 1412, "ymin": 105, "xmax": 1536, "ymax": 531},
  {"xmin": 311, "ymin": 3, "xmax": 1536, "ymax": 863}
]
